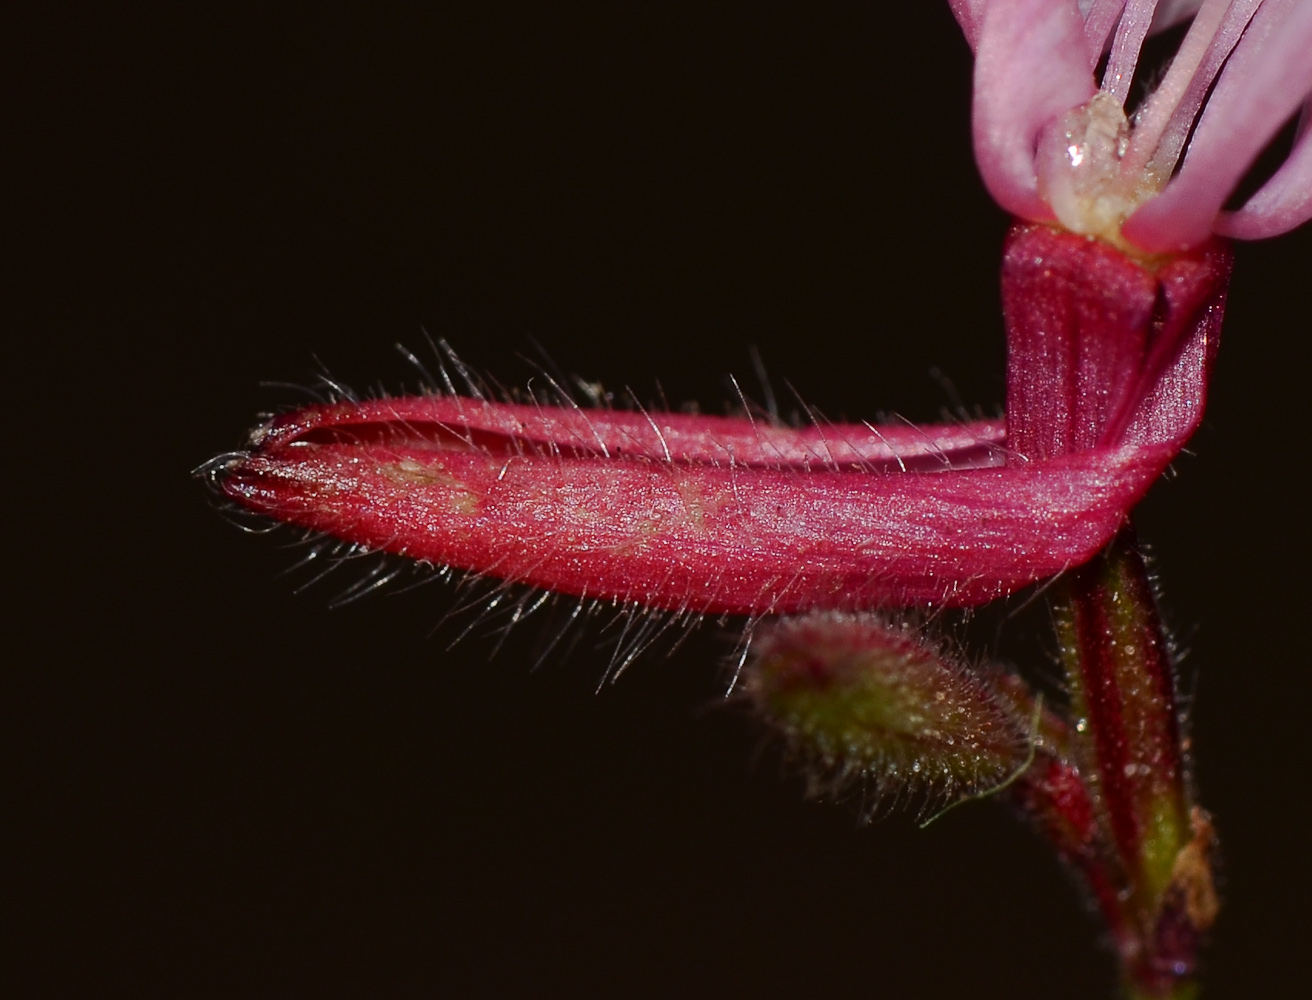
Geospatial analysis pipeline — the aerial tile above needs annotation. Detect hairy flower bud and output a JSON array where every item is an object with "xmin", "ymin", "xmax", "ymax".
[{"xmin": 743, "ymin": 613, "xmax": 1031, "ymax": 816}]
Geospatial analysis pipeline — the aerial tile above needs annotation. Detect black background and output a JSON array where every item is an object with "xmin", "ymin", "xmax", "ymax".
[{"xmin": 15, "ymin": 3, "xmax": 1311, "ymax": 997}]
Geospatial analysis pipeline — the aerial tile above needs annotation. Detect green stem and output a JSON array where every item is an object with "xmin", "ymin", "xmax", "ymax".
[{"xmin": 1049, "ymin": 528, "xmax": 1218, "ymax": 998}]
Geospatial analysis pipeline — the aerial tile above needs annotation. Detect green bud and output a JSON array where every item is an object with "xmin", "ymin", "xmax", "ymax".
[{"xmin": 744, "ymin": 612, "xmax": 1031, "ymax": 817}]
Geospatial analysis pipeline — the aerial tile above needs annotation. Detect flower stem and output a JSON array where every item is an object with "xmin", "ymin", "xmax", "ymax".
[{"xmin": 1051, "ymin": 528, "xmax": 1218, "ymax": 998}]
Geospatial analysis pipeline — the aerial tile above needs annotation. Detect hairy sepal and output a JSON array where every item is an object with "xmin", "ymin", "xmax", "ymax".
[
  {"xmin": 221, "ymin": 410, "xmax": 1177, "ymax": 615},
  {"xmin": 219, "ymin": 226, "xmax": 1228, "ymax": 618},
  {"xmin": 250, "ymin": 397, "xmax": 1007, "ymax": 473}
]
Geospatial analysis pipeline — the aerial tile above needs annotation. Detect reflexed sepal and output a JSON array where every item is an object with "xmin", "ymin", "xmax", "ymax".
[{"xmin": 743, "ymin": 612, "xmax": 1031, "ymax": 817}]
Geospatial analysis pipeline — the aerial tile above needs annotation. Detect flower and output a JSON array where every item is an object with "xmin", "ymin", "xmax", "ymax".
[
  {"xmin": 203, "ymin": 12, "xmax": 1297, "ymax": 993},
  {"xmin": 210, "ymin": 2, "xmax": 1266, "ymax": 619},
  {"xmin": 951, "ymin": 0, "xmax": 1312, "ymax": 253},
  {"xmin": 214, "ymin": 226, "xmax": 1228, "ymax": 616}
]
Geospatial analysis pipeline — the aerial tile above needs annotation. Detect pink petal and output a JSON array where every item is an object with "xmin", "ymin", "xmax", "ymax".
[
  {"xmin": 947, "ymin": 0, "xmax": 992, "ymax": 50},
  {"xmin": 972, "ymin": 0, "xmax": 1098, "ymax": 222},
  {"xmin": 1215, "ymin": 101, "xmax": 1312, "ymax": 239},
  {"xmin": 1123, "ymin": 0, "xmax": 1312, "ymax": 252}
]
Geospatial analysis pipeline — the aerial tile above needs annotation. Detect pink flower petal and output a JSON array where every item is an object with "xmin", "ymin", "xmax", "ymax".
[
  {"xmin": 947, "ymin": 0, "xmax": 991, "ymax": 50},
  {"xmin": 1215, "ymin": 101, "xmax": 1312, "ymax": 239},
  {"xmin": 972, "ymin": 0, "xmax": 1097, "ymax": 221}
]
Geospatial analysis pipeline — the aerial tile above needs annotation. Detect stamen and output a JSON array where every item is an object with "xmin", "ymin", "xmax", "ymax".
[
  {"xmin": 1120, "ymin": 0, "xmax": 1260, "ymax": 181},
  {"xmin": 1103, "ymin": 0, "xmax": 1161, "ymax": 106},
  {"xmin": 1084, "ymin": 1, "xmax": 1131, "ymax": 66},
  {"xmin": 1125, "ymin": 0, "xmax": 1312, "ymax": 250},
  {"xmin": 1142, "ymin": 0, "xmax": 1263, "ymax": 179}
]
